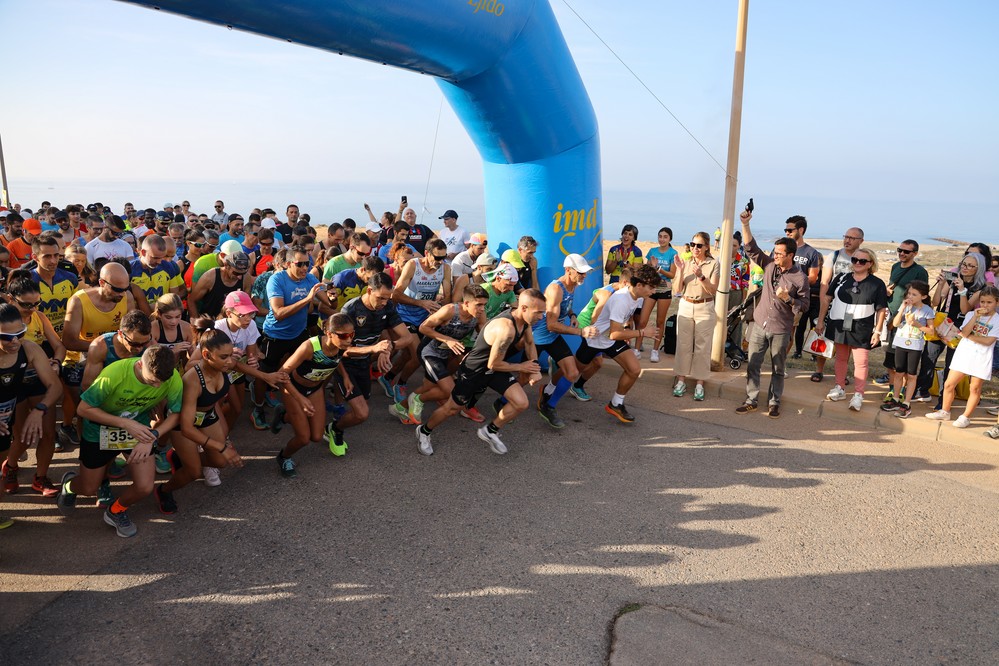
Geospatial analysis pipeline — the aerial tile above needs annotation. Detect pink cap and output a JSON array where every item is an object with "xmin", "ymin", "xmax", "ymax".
[
  {"xmin": 469, "ymin": 233, "xmax": 487, "ymax": 246},
  {"xmin": 224, "ymin": 290, "xmax": 258, "ymax": 315}
]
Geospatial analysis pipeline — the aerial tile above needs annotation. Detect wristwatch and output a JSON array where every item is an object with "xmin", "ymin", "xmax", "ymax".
[{"xmin": 34, "ymin": 403, "xmax": 48, "ymax": 413}]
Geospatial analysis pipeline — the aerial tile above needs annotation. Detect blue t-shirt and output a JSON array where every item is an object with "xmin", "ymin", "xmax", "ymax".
[
  {"xmin": 218, "ymin": 231, "xmax": 246, "ymax": 247},
  {"xmin": 377, "ymin": 242, "xmax": 417, "ymax": 263},
  {"xmin": 645, "ymin": 246, "xmax": 678, "ymax": 289},
  {"xmin": 263, "ymin": 270, "xmax": 319, "ymax": 340}
]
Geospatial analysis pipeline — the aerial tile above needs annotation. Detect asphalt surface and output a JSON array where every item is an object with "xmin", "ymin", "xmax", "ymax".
[{"xmin": 2, "ymin": 368, "xmax": 997, "ymax": 665}]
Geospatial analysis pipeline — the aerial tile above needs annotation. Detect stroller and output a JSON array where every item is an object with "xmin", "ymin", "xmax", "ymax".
[{"xmin": 724, "ymin": 290, "xmax": 759, "ymax": 369}]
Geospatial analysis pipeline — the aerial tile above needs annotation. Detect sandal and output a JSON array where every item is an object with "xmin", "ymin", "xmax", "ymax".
[{"xmin": 810, "ymin": 372, "xmax": 823, "ymax": 383}]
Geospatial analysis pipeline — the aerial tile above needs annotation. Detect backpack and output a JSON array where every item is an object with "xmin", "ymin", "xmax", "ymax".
[{"xmin": 661, "ymin": 314, "xmax": 678, "ymax": 354}]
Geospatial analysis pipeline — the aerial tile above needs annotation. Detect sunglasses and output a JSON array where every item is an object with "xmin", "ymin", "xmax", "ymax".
[
  {"xmin": 843, "ymin": 235, "xmax": 862, "ymax": 241},
  {"xmin": 784, "ymin": 227, "xmax": 797, "ymax": 233},
  {"xmin": 355, "ymin": 249, "xmax": 371, "ymax": 256},
  {"xmin": 100, "ymin": 279, "xmax": 130, "ymax": 294},
  {"xmin": 120, "ymin": 332, "xmax": 149, "ymax": 348},
  {"xmin": 333, "ymin": 331, "xmax": 355, "ymax": 340},
  {"xmin": 0, "ymin": 327, "xmax": 27, "ymax": 342},
  {"xmin": 191, "ymin": 241, "xmax": 207, "ymax": 248},
  {"xmin": 15, "ymin": 298, "xmax": 39, "ymax": 310},
  {"xmin": 260, "ymin": 241, "xmax": 274, "ymax": 247},
  {"xmin": 690, "ymin": 242, "xmax": 706, "ymax": 249},
  {"xmin": 292, "ymin": 261, "xmax": 310, "ymax": 268},
  {"xmin": 214, "ymin": 205, "xmax": 223, "ymax": 209},
  {"xmin": 850, "ymin": 257, "xmax": 871, "ymax": 265},
  {"xmin": 896, "ymin": 248, "xmax": 914, "ymax": 254},
  {"xmin": 431, "ymin": 254, "xmax": 448, "ymax": 261}
]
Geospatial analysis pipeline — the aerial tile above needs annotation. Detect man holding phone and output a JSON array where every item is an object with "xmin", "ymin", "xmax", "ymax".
[{"xmin": 396, "ymin": 196, "xmax": 436, "ymax": 256}]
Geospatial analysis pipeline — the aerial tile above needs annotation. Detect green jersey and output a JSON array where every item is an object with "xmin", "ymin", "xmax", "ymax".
[
  {"xmin": 577, "ymin": 285, "xmax": 613, "ymax": 328},
  {"xmin": 482, "ymin": 282, "xmax": 517, "ymax": 320},
  {"xmin": 323, "ymin": 254, "xmax": 361, "ymax": 281},
  {"xmin": 80, "ymin": 358, "xmax": 183, "ymax": 446}
]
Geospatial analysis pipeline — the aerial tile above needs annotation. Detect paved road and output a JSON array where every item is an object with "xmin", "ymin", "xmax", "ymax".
[{"xmin": 2, "ymin": 371, "xmax": 997, "ymax": 664}]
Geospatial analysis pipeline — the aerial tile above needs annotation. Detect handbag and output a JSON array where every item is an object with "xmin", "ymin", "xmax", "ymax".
[{"xmin": 803, "ymin": 329, "xmax": 834, "ymax": 358}]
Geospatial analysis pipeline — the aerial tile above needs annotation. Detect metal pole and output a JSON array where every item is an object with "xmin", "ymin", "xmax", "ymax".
[
  {"xmin": 0, "ymin": 130, "xmax": 9, "ymax": 208},
  {"xmin": 710, "ymin": 0, "xmax": 749, "ymax": 371}
]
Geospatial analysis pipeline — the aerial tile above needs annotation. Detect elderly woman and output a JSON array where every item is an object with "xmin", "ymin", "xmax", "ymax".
[
  {"xmin": 815, "ymin": 248, "xmax": 888, "ymax": 411},
  {"xmin": 672, "ymin": 231, "xmax": 721, "ymax": 401}
]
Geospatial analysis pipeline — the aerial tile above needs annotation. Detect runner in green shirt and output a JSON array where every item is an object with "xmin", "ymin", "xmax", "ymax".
[
  {"xmin": 482, "ymin": 264, "xmax": 520, "ymax": 319},
  {"xmin": 56, "ymin": 346, "xmax": 183, "ymax": 538}
]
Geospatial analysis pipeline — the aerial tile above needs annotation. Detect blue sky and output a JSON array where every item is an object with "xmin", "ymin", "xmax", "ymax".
[{"xmin": 2, "ymin": 0, "xmax": 997, "ymax": 209}]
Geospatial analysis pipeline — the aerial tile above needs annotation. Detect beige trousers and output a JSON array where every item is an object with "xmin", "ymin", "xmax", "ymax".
[{"xmin": 675, "ymin": 299, "xmax": 716, "ymax": 380}]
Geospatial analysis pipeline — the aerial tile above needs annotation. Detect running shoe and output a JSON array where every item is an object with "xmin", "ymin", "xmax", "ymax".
[
  {"xmin": 650, "ymin": 350, "xmax": 660, "ymax": 363},
  {"xmin": 895, "ymin": 403, "xmax": 912, "ymax": 419},
  {"xmin": 693, "ymin": 384, "xmax": 705, "ymax": 401},
  {"xmin": 848, "ymin": 393, "xmax": 863, "ymax": 412},
  {"xmin": 605, "ymin": 402, "xmax": 635, "ymax": 423},
  {"xmin": 882, "ymin": 391, "xmax": 895, "ymax": 404},
  {"xmin": 251, "ymin": 406, "xmax": 269, "ymax": 431},
  {"xmin": 880, "ymin": 399, "xmax": 901, "ymax": 412},
  {"xmin": 0, "ymin": 515, "xmax": 12, "ymax": 530},
  {"xmin": 389, "ymin": 402, "xmax": 412, "ymax": 424},
  {"xmin": 154, "ymin": 450, "xmax": 171, "ymax": 475},
  {"xmin": 569, "ymin": 386, "xmax": 592, "ymax": 402},
  {"xmin": 55, "ymin": 470, "xmax": 78, "ymax": 515},
  {"xmin": 154, "ymin": 484, "xmax": 178, "ymax": 515},
  {"xmin": 460, "ymin": 406, "xmax": 485, "ymax": 423},
  {"xmin": 392, "ymin": 384, "xmax": 408, "ymax": 404},
  {"xmin": 538, "ymin": 402, "xmax": 565, "ymax": 429},
  {"xmin": 925, "ymin": 410, "xmax": 950, "ymax": 421},
  {"xmin": 202, "ymin": 466, "xmax": 222, "ymax": 487},
  {"xmin": 984, "ymin": 424, "xmax": 999, "ymax": 439},
  {"xmin": 987, "ymin": 406, "xmax": 999, "ymax": 416},
  {"xmin": 873, "ymin": 374, "xmax": 890, "ymax": 386},
  {"xmin": 911, "ymin": 391, "xmax": 933, "ymax": 403},
  {"xmin": 673, "ymin": 382, "xmax": 686, "ymax": 397},
  {"xmin": 476, "ymin": 425, "xmax": 508, "ymax": 455},
  {"xmin": 96, "ymin": 479, "xmax": 114, "ymax": 507},
  {"xmin": 633, "ymin": 348, "xmax": 642, "ymax": 360},
  {"xmin": 270, "ymin": 404, "xmax": 286, "ymax": 434},
  {"xmin": 277, "ymin": 454, "xmax": 297, "ymax": 478},
  {"xmin": 826, "ymin": 385, "xmax": 846, "ymax": 401},
  {"xmin": 31, "ymin": 475, "xmax": 59, "ymax": 498},
  {"xmin": 265, "ymin": 390, "xmax": 280, "ymax": 408},
  {"xmin": 1, "ymin": 461, "xmax": 17, "ymax": 494},
  {"xmin": 416, "ymin": 425, "xmax": 433, "ymax": 456},
  {"xmin": 108, "ymin": 457, "xmax": 127, "ymax": 480},
  {"xmin": 103, "ymin": 508, "xmax": 137, "ymax": 538},
  {"xmin": 377, "ymin": 375, "xmax": 395, "ymax": 399},
  {"xmin": 326, "ymin": 423, "xmax": 347, "ymax": 457},
  {"xmin": 408, "ymin": 394, "xmax": 425, "ymax": 424},
  {"xmin": 953, "ymin": 415, "xmax": 971, "ymax": 428},
  {"xmin": 57, "ymin": 423, "xmax": 80, "ymax": 449}
]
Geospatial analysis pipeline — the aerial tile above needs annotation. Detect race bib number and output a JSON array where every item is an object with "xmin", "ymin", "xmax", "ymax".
[
  {"xmin": 194, "ymin": 411, "xmax": 207, "ymax": 427},
  {"xmin": 302, "ymin": 367, "xmax": 336, "ymax": 382},
  {"xmin": 99, "ymin": 425, "xmax": 137, "ymax": 450},
  {"xmin": 228, "ymin": 370, "xmax": 244, "ymax": 383}
]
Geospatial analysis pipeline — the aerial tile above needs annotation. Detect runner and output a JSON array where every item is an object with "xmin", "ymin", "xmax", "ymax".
[
  {"xmin": 153, "ymin": 320, "xmax": 245, "ymax": 513},
  {"xmin": 574, "ymin": 264, "xmax": 660, "ymax": 423},
  {"xmin": 416, "ymin": 289, "xmax": 547, "ymax": 456},
  {"xmin": 390, "ymin": 284, "xmax": 488, "ymax": 426},
  {"xmin": 55, "ymin": 345, "xmax": 183, "ymax": 538},
  {"xmin": 149, "ymin": 293, "xmax": 195, "ymax": 369},
  {"xmin": 80, "ymin": 311, "xmax": 153, "ymax": 390},
  {"xmin": 533, "ymin": 254, "xmax": 600, "ymax": 428},
  {"xmin": 273, "ymin": 313, "xmax": 354, "ymax": 478},
  {"xmin": 130, "ymin": 234, "xmax": 185, "ymax": 313},
  {"xmin": 189, "ymin": 251, "xmax": 251, "ymax": 319}
]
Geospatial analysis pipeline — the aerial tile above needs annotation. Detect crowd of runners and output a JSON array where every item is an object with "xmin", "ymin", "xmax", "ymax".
[{"xmin": 0, "ymin": 199, "xmax": 663, "ymax": 538}]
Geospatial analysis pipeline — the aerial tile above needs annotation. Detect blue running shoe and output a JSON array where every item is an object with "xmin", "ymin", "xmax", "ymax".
[
  {"xmin": 569, "ymin": 386, "xmax": 592, "ymax": 402},
  {"xmin": 377, "ymin": 375, "xmax": 395, "ymax": 399}
]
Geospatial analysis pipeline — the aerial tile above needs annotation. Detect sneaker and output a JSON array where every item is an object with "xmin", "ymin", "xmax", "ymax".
[
  {"xmin": 925, "ymin": 410, "xmax": 950, "ymax": 420},
  {"xmin": 633, "ymin": 348, "xmax": 642, "ymax": 359},
  {"xmin": 848, "ymin": 393, "xmax": 863, "ymax": 411},
  {"xmin": 826, "ymin": 385, "xmax": 846, "ymax": 401},
  {"xmin": 984, "ymin": 424, "xmax": 999, "ymax": 439},
  {"xmin": 735, "ymin": 403, "xmax": 758, "ymax": 415},
  {"xmin": 108, "ymin": 457, "xmax": 127, "ymax": 480},
  {"xmin": 389, "ymin": 402, "xmax": 412, "ymax": 424},
  {"xmin": 882, "ymin": 391, "xmax": 895, "ymax": 403},
  {"xmin": 650, "ymin": 349, "xmax": 660, "ymax": 363},
  {"xmin": 154, "ymin": 450, "xmax": 171, "ymax": 474},
  {"xmin": 31, "ymin": 475, "xmax": 59, "ymax": 498},
  {"xmin": 768, "ymin": 404, "xmax": 781, "ymax": 419},
  {"xmin": 96, "ymin": 479, "xmax": 114, "ymax": 507},
  {"xmin": 377, "ymin": 375, "xmax": 395, "ymax": 399},
  {"xmin": 55, "ymin": 470, "xmax": 78, "ymax": 515},
  {"xmin": 460, "ymin": 406, "xmax": 485, "ymax": 423},
  {"xmin": 538, "ymin": 402, "xmax": 566, "ymax": 429},
  {"xmin": 103, "ymin": 508, "xmax": 137, "ymax": 538},
  {"xmin": 911, "ymin": 391, "xmax": 933, "ymax": 403},
  {"xmin": 277, "ymin": 454, "xmax": 297, "ymax": 478},
  {"xmin": 392, "ymin": 384, "xmax": 408, "ymax": 404},
  {"xmin": 202, "ymin": 466, "xmax": 222, "ymax": 487},
  {"xmin": 154, "ymin": 484, "xmax": 178, "ymax": 515},
  {"xmin": 605, "ymin": 402, "xmax": 635, "ymax": 423},
  {"xmin": 57, "ymin": 423, "xmax": 80, "ymax": 449},
  {"xmin": 873, "ymin": 374, "xmax": 890, "ymax": 386},
  {"xmin": 270, "ymin": 404, "xmax": 286, "ymax": 434},
  {"xmin": 673, "ymin": 382, "xmax": 687, "ymax": 397},
  {"xmin": 569, "ymin": 386, "xmax": 592, "ymax": 402},
  {"xmin": 408, "ymin": 393, "xmax": 425, "ymax": 424},
  {"xmin": 895, "ymin": 403, "xmax": 912, "ymax": 419},
  {"xmin": 251, "ymin": 406, "xmax": 269, "ymax": 431},
  {"xmin": 987, "ymin": 406, "xmax": 999, "ymax": 416},
  {"xmin": 1, "ymin": 461, "xmax": 17, "ymax": 494},
  {"xmin": 0, "ymin": 515, "xmax": 12, "ymax": 530},
  {"xmin": 477, "ymin": 426, "xmax": 508, "ymax": 455},
  {"xmin": 326, "ymin": 423, "xmax": 347, "ymax": 457},
  {"xmin": 791, "ymin": 351, "xmax": 802, "ymax": 359},
  {"xmin": 693, "ymin": 384, "xmax": 705, "ymax": 401},
  {"xmin": 953, "ymin": 415, "xmax": 971, "ymax": 428},
  {"xmin": 880, "ymin": 399, "xmax": 901, "ymax": 412},
  {"xmin": 264, "ymin": 390, "xmax": 280, "ymax": 408},
  {"xmin": 416, "ymin": 426, "xmax": 433, "ymax": 456}
]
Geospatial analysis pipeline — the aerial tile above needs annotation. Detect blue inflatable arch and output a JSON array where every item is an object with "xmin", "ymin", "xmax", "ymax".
[{"xmin": 123, "ymin": 0, "xmax": 603, "ymax": 298}]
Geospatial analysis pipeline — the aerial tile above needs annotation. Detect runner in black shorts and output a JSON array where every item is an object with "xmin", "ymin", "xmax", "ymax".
[
  {"xmin": 336, "ymin": 273, "xmax": 413, "ymax": 454},
  {"xmin": 416, "ymin": 289, "xmax": 546, "ymax": 456}
]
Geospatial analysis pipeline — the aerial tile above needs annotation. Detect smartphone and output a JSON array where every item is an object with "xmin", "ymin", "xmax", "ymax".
[
  {"xmin": 745, "ymin": 198, "xmax": 754, "ymax": 213},
  {"xmin": 401, "ymin": 195, "xmax": 408, "ymax": 206}
]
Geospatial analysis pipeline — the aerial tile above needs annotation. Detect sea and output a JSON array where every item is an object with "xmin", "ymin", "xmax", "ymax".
[{"xmin": 5, "ymin": 178, "xmax": 991, "ymax": 248}]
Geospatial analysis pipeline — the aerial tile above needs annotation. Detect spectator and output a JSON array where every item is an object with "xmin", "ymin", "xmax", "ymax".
[
  {"xmin": 812, "ymin": 227, "xmax": 864, "ymax": 382},
  {"xmin": 784, "ymin": 216, "xmax": 823, "ymax": 359},
  {"xmin": 875, "ymin": 239, "xmax": 928, "ymax": 393},
  {"xmin": 672, "ymin": 231, "xmax": 720, "ymax": 401},
  {"xmin": 451, "ymin": 233, "xmax": 488, "ymax": 278},
  {"xmin": 727, "ymin": 231, "xmax": 750, "ymax": 350},
  {"xmin": 644, "ymin": 227, "xmax": 678, "ymax": 362},
  {"xmin": 437, "ymin": 210, "xmax": 470, "ymax": 260},
  {"xmin": 605, "ymin": 224, "xmax": 643, "ymax": 284}
]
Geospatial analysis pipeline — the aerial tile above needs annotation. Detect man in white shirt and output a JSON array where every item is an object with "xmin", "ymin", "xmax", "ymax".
[
  {"xmin": 437, "ymin": 210, "xmax": 470, "ymax": 260},
  {"xmin": 211, "ymin": 200, "xmax": 229, "ymax": 226},
  {"xmin": 450, "ymin": 233, "xmax": 488, "ymax": 277},
  {"xmin": 85, "ymin": 216, "xmax": 134, "ymax": 265}
]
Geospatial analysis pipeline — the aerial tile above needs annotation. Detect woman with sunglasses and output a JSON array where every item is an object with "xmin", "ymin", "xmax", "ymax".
[
  {"xmin": 0, "ymin": 303, "xmax": 63, "ymax": 529},
  {"xmin": 64, "ymin": 242, "xmax": 98, "ymax": 287},
  {"xmin": 671, "ymin": 232, "xmax": 720, "ymax": 400},
  {"xmin": 1, "ymin": 277, "xmax": 66, "ymax": 498},
  {"xmin": 273, "ymin": 313, "xmax": 354, "ymax": 478},
  {"xmin": 815, "ymin": 248, "xmax": 888, "ymax": 411},
  {"xmin": 153, "ymin": 318, "xmax": 245, "ymax": 513},
  {"xmin": 179, "ymin": 229, "xmax": 207, "ymax": 295}
]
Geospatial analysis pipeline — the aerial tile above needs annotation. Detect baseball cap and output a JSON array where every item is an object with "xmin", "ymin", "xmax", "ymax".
[
  {"xmin": 220, "ymin": 239, "xmax": 243, "ymax": 256},
  {"xmin": 23, "ymin": 218, "xmax": 43, "ymax": 235},
  {"xmin": 224, "ymin": 290, "xmax": 258, "ymax": 315},
  {"xmin": 493, "ymin": 264, "xmax": 520, "ymax": 283},
  {"xmin": 224, "ymin": 251, "xmax": 250, "ymax": 271},
  {"xmin": 163, "ymin": 203, "xmax": 174, "ymax": 210},
  {"xmin": 563, "ymin": 253, "xmax": 593, "ymax": 273},
  {"xmin": 439, "ymin": 209, "xmax": 458, "ymax": 220},
  {"xmin": 0, "ymin": 210, "xmax": 8, "ymax": 218},
  {"xmin": 469, "ymin": 233, "xmax": 487, "ymax": 246},
  {"xmin": 156, "ymin": 210, "xmax": 172, "ymax": 221},
  {"xmin": 54, "ymin": 209, "xmax": 69, "ymax": 221},
  {"xmin": 501, "ymin": 249, "xmax": 525, "ymax": 269},
  {"xmin": 474, "ymin": 252, "xmax": 497, "ymax": 267},
  {"xmin": 260, "ymin": 218, "xmax": 276, "ymax": 229},
  {"xmin": 364, "ymin": 222, "xmax": 380, "ymax": 233}
]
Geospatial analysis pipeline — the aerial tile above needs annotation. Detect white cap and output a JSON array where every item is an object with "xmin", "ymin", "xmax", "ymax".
[
  {"xmin": 261, "ymin": 218, "xmax": 276, "ymax": 229},
  {"xmin": 474, "ymin": 252, "xmax": 497, "ymax": 267},
  {"xmin": 563, "ymin": 253, "xmax": 593, "ymax": 273},
  {"xmin": 364, "ymin": 222, "xmax": 381, "ymax": 233},
  {"xmin": 493, "ymin": 264, "xmax": 520, "ymax": 282}
]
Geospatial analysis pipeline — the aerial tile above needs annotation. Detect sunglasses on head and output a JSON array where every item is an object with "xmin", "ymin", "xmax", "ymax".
[
  {"xmin": 690, "ymin": 242, "xmax": 706, "ymax": 249},
  {"xmin": 0, "ymin": 327, "xmax": 27, "ymax": 342},
  {"xmin": 100, "ymin": 279, "xmax": 130, "ymax": 294},
  {"xmin": 851, "ymin": 257, "xmax": 870, "ymax": 265}
]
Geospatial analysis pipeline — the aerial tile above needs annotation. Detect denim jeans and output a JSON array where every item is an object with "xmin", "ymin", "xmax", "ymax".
[{"xmin": 745, "ymin": 326, "xmax": 791, "ymax": 407}]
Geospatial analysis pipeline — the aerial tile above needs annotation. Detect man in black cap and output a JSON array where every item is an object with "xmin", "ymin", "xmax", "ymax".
[{"xmin": 438, "ymin": 209, "xmax": 469, "ymax": 261}]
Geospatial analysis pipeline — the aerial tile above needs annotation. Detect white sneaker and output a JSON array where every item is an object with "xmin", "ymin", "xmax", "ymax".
[
  {"xmin": 849, "ymin": 393, "xmax": 863, "ymax": 411},
  {"xmin": 476, "ymin": 425, "xmax": 508, "ymax": 455},
  {"xmin": 633, "ymin": 348, "xmax": 642, "ymax": 359},
  {"xmin": 202, "ymin": 467, "xmax": 221, "ymax": 487},
  {"xmin": 826, "ymin": 385, "xmax": 846, "ymax": 401},
  {"xmin": 925, "ymin": 410, "xmax": 950, "ymax": 421},
  {"xmin": 416, "ymin": 425, "xmax": 433, "ymax": 456},
  {"xmin": 650, "ymin": 350, "xmax": 660, "ymax": 363},
  {"xmin": 987, "ymin": 406, "xmax": 999, "ymax": 416},
  {"xmin": 953, "ymin": 415, "xmax": 971, "ymax": 428}
]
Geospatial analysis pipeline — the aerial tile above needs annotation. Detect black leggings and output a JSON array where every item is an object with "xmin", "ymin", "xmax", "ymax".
[{"xmin": 916, "ymin": 340, "xmax": 953, "ymax": 396}]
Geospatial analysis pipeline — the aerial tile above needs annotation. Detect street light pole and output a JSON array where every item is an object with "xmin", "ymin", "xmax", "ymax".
[{"xmin": 0, "ymin": 130, "xmax": 9, "ymax": 208}]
